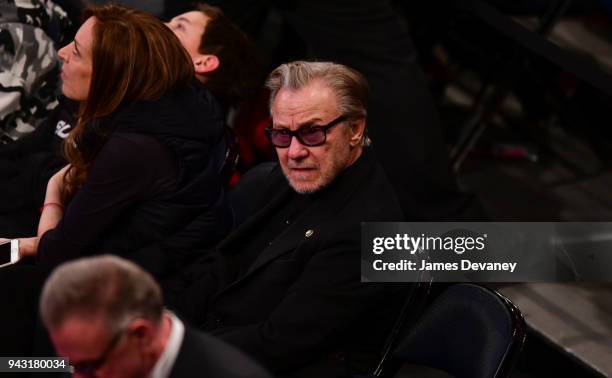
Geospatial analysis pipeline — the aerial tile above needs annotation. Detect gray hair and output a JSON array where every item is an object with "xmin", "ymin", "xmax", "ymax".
[
  {"xmin": 265, "ymin": 61, "xmax": 371, "ymax": 146},
  {"xmin": 40, "ymin": 255, "xmax": 164, "ymax": 333}
]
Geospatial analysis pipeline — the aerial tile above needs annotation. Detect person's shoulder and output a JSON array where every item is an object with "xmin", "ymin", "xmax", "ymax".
[
  {"xmin": 338, "ymin": 150, "xmax": 404, "ymax": 220},
  {"xmin": 94, "ymin": 133, "xmax": 170, "ymax": 171},
  {"xmin": 115, "ymin": 82, "xmax": 226, "ymax": 140},
  {"xmin": 161, "ymin": 81, "xmax": 225, "ymax": 121},
  {"xmin": 171, "ymin": 327, "xmax": 272, "ymax": 378},
  {"xmin": 104, "ymin": 132, "xmax": 161, "ymax": 150}
]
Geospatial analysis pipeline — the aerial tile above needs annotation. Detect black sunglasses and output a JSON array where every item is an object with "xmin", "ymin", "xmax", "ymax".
[
  {"xmin": 264, "ymin": 115, "xmax": 347, "ymax": 148},
  {"xmin": 70, "ymin": 325, "xmax": 125, "ymax": 377}
]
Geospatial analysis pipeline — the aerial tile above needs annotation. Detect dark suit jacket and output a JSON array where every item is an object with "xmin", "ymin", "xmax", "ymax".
[
  {"xmin": 195, "ymin": 150, "xmax": 406, "ymax": 376},
  {"xmin": 170, "ymin": 327, "xmax": 272, "ymax": 378}
]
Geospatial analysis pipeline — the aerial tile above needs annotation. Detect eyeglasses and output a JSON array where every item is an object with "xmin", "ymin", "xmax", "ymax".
[
  {"xmin": 71, "ymin": 325, "xmax": 126, "ymax": 377},
  {"xmin": 264, "ymin": 115, "xmax": 347, "ymax": 148}
]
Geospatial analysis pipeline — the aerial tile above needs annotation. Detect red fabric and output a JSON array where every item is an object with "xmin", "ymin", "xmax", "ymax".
[{"xmin": 233, "ymin": 88, "xmax": 275, "ymax": 172}]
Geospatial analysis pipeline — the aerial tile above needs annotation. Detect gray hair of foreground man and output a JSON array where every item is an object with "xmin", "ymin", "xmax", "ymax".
[
  {"xmin": 40, "ymin": 255, "xmax": 163, "ymax": 332},
  {"xmin": 266, "ymin": 61, "xmax": 369, "ymax": 122}
]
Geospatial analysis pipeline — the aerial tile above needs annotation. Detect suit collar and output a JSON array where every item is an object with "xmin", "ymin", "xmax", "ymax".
[{"xmin": 153, "ymin": 312, "xmax": 185, "ymax": 378}]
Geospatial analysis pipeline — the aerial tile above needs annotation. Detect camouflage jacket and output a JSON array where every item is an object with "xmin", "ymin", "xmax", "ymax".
[{"xmin": 0, "ymin": 0, "xmax": 73, "ymax": 143}]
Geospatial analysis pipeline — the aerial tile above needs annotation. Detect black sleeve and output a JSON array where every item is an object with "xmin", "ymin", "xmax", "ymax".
[
  {"xmin": 127, "ymin": 202, "xmax": 233, "ymax": 280},
  {"xmin": 37, "ymin": 133, "xmax": 176, "ymax": 267}
]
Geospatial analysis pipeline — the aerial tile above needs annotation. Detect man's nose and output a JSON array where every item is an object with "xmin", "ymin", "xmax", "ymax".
[{"xmin": 287, "ymin": 136, "xmax": 309, "ymax": 160}]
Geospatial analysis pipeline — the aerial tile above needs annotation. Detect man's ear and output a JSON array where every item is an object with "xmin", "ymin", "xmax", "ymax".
[
  {"xmin": 193, "ymin": 54, "xmax": 219, "ymax": 75},
  {"xmin": 127, "ymin": 319, "xmax": 155, "ymax": 348},
  {"xmin": 348, "ymin": 118, "xmax": 366, "ymax": 147}
]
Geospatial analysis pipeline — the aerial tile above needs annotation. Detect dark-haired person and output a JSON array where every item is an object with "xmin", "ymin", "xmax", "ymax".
[
  {"xmin": 166, "ymin": 0, "xmax": 483, "ymax": 221},
  {"xmin": 0, "ymin": 4, "xmax": 263, "ymax": 358},
  {"xmin": 163, "ymin": 61, "xmax": 405, "ymax": 377},
  {"xmin": 0, "ymin": 3, "xmax": 262, "ymax": 253},
  {"xmin": 3, "ymin": 5, "xmax": 233, "ymax": 277},
  {"xmin": 166, "ymin": 3, "xmax": 262, "ymax": 110}
]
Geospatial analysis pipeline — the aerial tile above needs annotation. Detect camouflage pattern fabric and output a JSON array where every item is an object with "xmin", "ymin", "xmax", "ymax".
[{"xmin": 0, "ymin": 0, "xmax": 72, "ymax": 143}]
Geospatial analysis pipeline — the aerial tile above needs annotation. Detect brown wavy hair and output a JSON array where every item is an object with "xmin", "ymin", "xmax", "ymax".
[{"xmin": 62, "ymin": 5, "xmax": 194, "ymax": 201}]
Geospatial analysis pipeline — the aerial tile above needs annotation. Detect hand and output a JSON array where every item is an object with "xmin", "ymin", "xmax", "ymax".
[{"xmin": 17, "ymin": 237, "xmax": 39, "ymax": 258}]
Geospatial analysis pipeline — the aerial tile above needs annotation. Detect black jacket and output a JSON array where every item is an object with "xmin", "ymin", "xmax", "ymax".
[
  {"xmin": 170, "ymin": 327, "xmax": 272, "ymax": 378},
  {"xmin": 168, "ymin": 150, "xmax": 406, "ymax": 376},
  {"xmin": 38, "ymin": 83, "xmax": 233, "ymax": 278}
]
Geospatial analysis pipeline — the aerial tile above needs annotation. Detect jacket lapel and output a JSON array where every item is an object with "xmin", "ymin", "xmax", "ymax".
[
  {"xmin": 215, "ymin": 199, "xmax": 328, "ymax": 295},
  {"xmin": 216, "ymin": 166, "xmax": 292, "ymax": 255},
  {"xmin": 217, "ymin": 151, "xmax": 377, "ymax": 293},
  {"xmin": 244, "ymin": 202, "xmax": 327, "ymax": 275}
]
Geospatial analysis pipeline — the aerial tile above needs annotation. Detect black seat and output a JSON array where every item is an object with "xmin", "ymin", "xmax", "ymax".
[
  {"xmin": 380, "ymin": 283, "xmax": 526, "ymax": 378},
  {"xmin": 368, "ymin": 279, "xmax": 432, "ymax": 378}
]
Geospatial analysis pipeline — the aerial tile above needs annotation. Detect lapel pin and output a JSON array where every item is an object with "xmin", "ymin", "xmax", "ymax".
[{"xmin": 305, "ymin": 229, "xmax": 314, "ymax": 237}]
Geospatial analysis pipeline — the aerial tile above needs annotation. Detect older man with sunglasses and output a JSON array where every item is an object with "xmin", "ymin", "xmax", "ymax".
[
  {"xmin": 264, "ymin": 72, "xmax": 370, "ymax": 194},
  {"xmin": 162, "ymin": 61, "xmax": 405, "ymax": 378}
]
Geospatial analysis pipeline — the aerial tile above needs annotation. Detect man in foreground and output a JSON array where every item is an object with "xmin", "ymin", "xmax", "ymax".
[
  {"xmin": 164, "ymin": 61, "xmax": 405, "ymax": 377},
  {"xmin": 40, "ymin": 255, "xmax": 271, "ymax": 378}
]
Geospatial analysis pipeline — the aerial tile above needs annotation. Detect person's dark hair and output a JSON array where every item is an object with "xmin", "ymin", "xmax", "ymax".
[
  {"xmin": 195, "ymin": 3, "xmax": 263, "ymax": 107},
  {"xmin": 63, "ymin": 5, "xmax": 194, "ymax": 200}
]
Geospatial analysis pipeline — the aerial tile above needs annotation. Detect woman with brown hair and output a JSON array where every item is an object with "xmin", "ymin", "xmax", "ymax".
[{"xmin": 5, "ymin": 4, "xmax": 233, "ymax": 277}]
